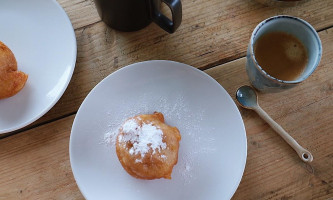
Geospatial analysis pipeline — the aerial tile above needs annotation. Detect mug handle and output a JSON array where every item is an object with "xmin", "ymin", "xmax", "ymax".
[{"xmin": 151, "ymin": 0, "xmax": 182, "ymax": 33}]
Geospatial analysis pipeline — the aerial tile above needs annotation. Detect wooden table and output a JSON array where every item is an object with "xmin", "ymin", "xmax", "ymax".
[{"xmin": 1, "ymin": 0, "xmax": 332, "ymax": 199}]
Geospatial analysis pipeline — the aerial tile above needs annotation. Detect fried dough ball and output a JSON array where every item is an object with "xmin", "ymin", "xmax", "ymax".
[
  {"xmin": 116, "ymin": 112, "xmax": 181, "ymax": 180},
  {"xmin": 0, "ymin": 41, "xmax": 28, "ymax": 99}
]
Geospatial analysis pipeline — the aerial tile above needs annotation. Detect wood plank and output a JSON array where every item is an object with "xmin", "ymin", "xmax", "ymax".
[
  {"xmin": 57, "ymin": 0, "xmax": 100, "ymax": 30},
  {"xmin": 57, "ymin": 0, "xmax": 333, "ymax": 36},
  {"xmin": 0, "ymin": 31, "xmax": 332, "ymax": 200},
  {"xmin": 231, "ymin": 96, "xmax": 333, "ymax": 200},
  {"xmin": 0, "ymin": 115, "xmax": 83, "ymax": 199},
  {"xmin": 65, "ymin": 0, "xmax": 333, "ymax": 70}
]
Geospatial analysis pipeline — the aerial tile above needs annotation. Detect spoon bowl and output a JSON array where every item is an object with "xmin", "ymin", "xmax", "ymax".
[{"xmin": 236, "ymin": 85, "xmax": 258, "ymax": 109}]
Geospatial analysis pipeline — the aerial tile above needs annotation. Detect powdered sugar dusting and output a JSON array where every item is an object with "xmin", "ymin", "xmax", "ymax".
[
  {"xmin": 103, "ymin": 131, "xmax": 117, "ymax": 146},
  {"xmin": 102, "ymin": 92, "xmax": 216, "ymax": 185},
  {"xmin": 120, "ymin": 119, "xmax": 166, "ymax": 159},
  {"xmin": 121, "ymin": 119, "xmax": 138, "ymax": 133}
]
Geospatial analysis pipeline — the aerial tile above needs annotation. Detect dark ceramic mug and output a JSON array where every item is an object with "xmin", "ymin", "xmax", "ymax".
[{"xmin": 93, "ymin": 0, "xmax": 182, "ymax": 33}]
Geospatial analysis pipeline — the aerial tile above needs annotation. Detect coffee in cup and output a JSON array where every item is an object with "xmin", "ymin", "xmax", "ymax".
[
  {"xmin": 246, "ymin": 15, "xmax": 322, "ymax": 92},
  {"xmin": 254, "ymin": 31, "xmax": 308, "ymax": 81}
]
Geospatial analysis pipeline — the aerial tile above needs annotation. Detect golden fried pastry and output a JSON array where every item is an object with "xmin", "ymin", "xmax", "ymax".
[
  {"xmin": 116, "ymin": 112, "xmax": 181, "ymax": 180},
  {"xmin": 0, "ymin": 41, "xmax": 28, "ymax": 99}
]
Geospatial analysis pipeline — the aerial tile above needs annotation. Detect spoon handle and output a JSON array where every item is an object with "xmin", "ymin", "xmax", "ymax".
[{"xmin": 254, "ymin": 106, "xmax": 313, "ymax": 163}]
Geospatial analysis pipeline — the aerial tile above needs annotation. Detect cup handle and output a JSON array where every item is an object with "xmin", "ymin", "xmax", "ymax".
[{"xmin": 152, "ymin": 0, "xmax": 182, "ymax": 33}]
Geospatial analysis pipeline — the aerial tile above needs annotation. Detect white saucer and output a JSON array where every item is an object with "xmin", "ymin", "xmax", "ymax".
[
  {"xmin": 0, "ymin": 0, "xmax": 76, "ymax": 133},
  {"xmin": 70, "ymin": 60, "xmax": 247, "ymax": 200}
]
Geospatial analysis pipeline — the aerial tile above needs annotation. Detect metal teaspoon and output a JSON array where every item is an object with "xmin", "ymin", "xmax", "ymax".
[{"xmin": 236, "ymin": 85, "xmax": 313, "ymax": 162}]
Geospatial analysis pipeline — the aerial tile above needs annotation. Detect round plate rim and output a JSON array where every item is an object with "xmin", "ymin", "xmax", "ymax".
[
  {"xmin": 70, "ymin": 60, "xmax": 247, "ymax": 200},
  {"xmin": 0, "ymin": 0, "xmax": 77, "ymax": 134}
]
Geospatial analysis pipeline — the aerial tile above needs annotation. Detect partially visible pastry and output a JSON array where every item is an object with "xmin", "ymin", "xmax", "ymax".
[
  {"xmin": 116, "ymin": 112, "xmax": 181, "ymax": 180},
  {"xmin": 0, "ymin": 41, "xmax": 28, "ymax": 99}
]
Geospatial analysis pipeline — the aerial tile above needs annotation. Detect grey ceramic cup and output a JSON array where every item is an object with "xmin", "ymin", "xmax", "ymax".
[{"xmin": 246, "ymin": 15, "xmax": 322, "ymax": 92}]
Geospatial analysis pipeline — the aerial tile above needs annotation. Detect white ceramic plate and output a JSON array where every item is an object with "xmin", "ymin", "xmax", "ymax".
[
  {"xmin": 70, "ymin": 60, "xmax": 247, "ymax": 200},
  {"xmin": 0, "ymin": 0, "xmax": 76, "ymax": 133}
]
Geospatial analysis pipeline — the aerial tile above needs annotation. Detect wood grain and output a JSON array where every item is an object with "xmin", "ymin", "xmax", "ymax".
[
  {"xmin": 17, "ymin": 1, "xmax": 333, "ymax": 135},
  {"xmin": 57, "ymin": 0, "xmax": 100, "ymax": 29},
  {"xmin": 1, "ymin": 0, "xmax": 333, "ymax": 199},
  {"xmin": 0, "ymin": 116, "xmax": 83, "ymax": 199}
]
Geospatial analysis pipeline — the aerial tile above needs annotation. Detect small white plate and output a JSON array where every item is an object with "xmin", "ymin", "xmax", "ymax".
[
  {"xmin": 0, "ymin": 0, "xmax": 76, "ymax": 133},
  {"xmin": 70, "ymin": 60, "xmax": 247, "ymax": 200}
]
